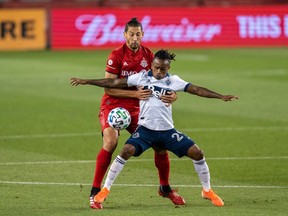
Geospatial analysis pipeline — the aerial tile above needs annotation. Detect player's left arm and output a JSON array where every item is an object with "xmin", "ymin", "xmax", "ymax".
[{"xmin": 186, "ymin": 83, "xmax": 239, "ymax": 101}]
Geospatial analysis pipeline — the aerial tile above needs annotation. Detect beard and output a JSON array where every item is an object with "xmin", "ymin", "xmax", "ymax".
[{"xmin": 130, "ymin": 42, "xmax": 139, "ymax": 50}]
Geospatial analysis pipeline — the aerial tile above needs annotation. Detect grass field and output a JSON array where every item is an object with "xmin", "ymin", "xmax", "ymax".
[{"xmin": 0, "ymin": 48, "xmax": 288, "ymax": 216}]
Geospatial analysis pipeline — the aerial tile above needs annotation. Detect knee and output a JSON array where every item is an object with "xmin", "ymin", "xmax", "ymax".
[
  {"xmin": 103, "ymin": 136, "xmax": 118, "ymax": 152},
  {"xmin": 193, "ymin": 149, "xmax": 204, "ymax": 161},
  {"xmin": 188, "ymin": 146, "xmax": 204, "ymax": 161},
  {"xmin": 119, "ymin": 144, "xmax": 135, "ymax": 160},
  {"xmin": 102, "ymin": 129, "xmax": 119, "ymax": 152}
]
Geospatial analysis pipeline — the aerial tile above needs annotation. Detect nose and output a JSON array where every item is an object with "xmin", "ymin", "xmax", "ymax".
[
  {"xmin": 132, "ymin": 35, "xmax": 138, "ymax": 41},
  {"xmin": 156, "ymin": 69, "xmax": 162, "ymax": 75}
]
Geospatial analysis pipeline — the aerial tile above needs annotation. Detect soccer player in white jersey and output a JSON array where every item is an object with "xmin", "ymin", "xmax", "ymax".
[{"xmin": 70, "ymin": 49, "xmax": 238, "ymax": 208}]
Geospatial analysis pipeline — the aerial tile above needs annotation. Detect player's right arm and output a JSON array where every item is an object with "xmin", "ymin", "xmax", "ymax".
[
  {"xmin": 104, "ymin": 72, "xmax": 151, "ymax": 100},
  {"xmin": 70, "ymin": 77, "xmax": 128, "ymax": 88}
]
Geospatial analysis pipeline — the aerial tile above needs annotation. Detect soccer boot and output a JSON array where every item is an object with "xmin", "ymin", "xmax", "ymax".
[
  {"xmin": 201, "ymin": 189, "xmax": 224, "ymax": 207},
  {"xmin": 158, "ymin": 187, "xmax": 186, "ymax": 205},
  {"xmin": 89, "ymin": 195, "xmax": 103, "ymax": 209},
  {"xmin": 94, "ymin": 187, "xmax": 110, "ymax": 204}
]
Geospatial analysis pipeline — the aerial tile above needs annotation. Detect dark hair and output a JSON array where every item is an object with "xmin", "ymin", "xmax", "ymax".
[
  {"xmin": 154, "ymin": 49, "xmax": 176, "ymax": 61},
  {"xmin": 124, "ymin": 17, "xmax": 143, "ymax": 32}
]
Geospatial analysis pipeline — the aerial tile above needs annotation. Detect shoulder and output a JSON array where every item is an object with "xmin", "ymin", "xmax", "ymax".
[
  {"xmin": 170, "ymin": 74, "xmax": 183, "ymax": 80},
  {"xmin": 140, "ymin": 45, "xmax": 152, "ymax": 52},
  {"xmin": 169, "ymin": 74, "xmax": 189, "ymax": 85},
  {"xmin": 131, "ymin": 71, "xmax": 146, "ymax": 79},
  {"xmin": 169, "ymin": 74, "xmax": 179, "ymax": 80},
  {"xmin": 110, "ymin": 44, "xmax": 126, "ymax": 57},
  {"xmin": 140, "ymin": 45, "xmax": 154, "ymax": 57},
  {"xmin": 106, "ymin": 45, "xmax": 126, "ymax": 74},
  {"xmin": 128, "ymin": 71, "xmax": 146, "ymax": 82}
]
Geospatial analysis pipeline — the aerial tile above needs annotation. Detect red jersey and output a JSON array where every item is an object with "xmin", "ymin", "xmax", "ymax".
[{"xmin": 100, "ymin": 43, "xmax": 154, "ymax": 109}]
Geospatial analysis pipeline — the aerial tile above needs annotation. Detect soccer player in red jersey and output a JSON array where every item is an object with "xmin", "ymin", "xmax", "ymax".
[{"xmin": 89, "ymin": 17, "xmax": 183, "ymax": 209}]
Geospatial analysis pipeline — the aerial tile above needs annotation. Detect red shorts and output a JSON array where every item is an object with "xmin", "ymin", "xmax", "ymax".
[{"xmin": 98, "ymin": 106, "xmax": 139, "ymax": 134}]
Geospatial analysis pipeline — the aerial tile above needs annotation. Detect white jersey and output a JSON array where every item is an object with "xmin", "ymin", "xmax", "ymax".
[{"xmin": 127, "ymin": 71, "xmax": 191, "ymax": 131}]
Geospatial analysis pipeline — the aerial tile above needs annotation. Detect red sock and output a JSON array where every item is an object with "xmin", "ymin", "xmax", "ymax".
[
  {"xmin": 154, "ymin": 152, "xmax": 170, "ymax": 186},
  {"xmin": 92, "ymin": 148, "xmax": 112, "ymax": 188}
]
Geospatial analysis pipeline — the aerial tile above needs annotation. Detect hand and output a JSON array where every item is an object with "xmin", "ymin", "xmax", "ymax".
[
  {"xmin": 70, "ymin": 77, "xmax": 87, "ymax": 86},
  {"xmin": 222, "ymin": 95, "xmax": 239, "ymax": 101},
  {"xmin": 160, "ymin": 91, "xmax": 177, "ymax": 104},
  {"xmin": 136, "ymin": 86, "xmax": 152, "ymax": 100}
]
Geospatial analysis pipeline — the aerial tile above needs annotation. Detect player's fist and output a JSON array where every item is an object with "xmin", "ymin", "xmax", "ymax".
[
  {"xmin": 70, "ymin": 78, "xmax": 87, "ymax": 86},
  {"xmin": 222, "ymin": 95, "xmax": 239, "ymax": 101}
]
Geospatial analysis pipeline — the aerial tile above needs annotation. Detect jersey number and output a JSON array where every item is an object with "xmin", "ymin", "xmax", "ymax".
[{"xmin": 171, "ymin": 132, "xmax": 184, "ymax": 142}]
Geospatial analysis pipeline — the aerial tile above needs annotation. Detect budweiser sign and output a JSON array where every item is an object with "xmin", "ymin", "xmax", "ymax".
[
  {"xmin": 51, "ymin": 7, "xmax": 288, "ymax": 49},
  {"xmin": 75, "ymin": 14, "xmax": 222, "ymax": 46}
]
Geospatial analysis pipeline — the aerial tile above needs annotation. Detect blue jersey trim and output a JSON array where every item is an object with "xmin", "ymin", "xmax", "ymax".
[{"xmin": 184, "ymin": 83, "xmax": 192, "ymax": 92}]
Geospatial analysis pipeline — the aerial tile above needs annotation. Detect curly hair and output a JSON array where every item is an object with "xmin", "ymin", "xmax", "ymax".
[{"xmin": 154, "ymin": 49, "xmax": 176, "ymax": 61}]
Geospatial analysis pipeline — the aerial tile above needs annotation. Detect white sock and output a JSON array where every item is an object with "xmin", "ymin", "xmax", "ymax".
[
  {"xmin": 103, "ymin": 155, "xmax": 127, "ymax": 190},
  {"xmin": 193, "ymin": 158, "xmax": 211, "ymax": 192}
]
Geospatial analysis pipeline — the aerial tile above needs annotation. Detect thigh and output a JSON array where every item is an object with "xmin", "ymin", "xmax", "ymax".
[
  {"xmin": 161, "ymin": 129, "xmax": 195, "ymax": 158},
  {"xmin": 125, "ymin": 109, "xmax": 139, "ymax": 134},
  {"xmin": 99, "ymin": 107, "xmax": 116, "ymax": 132},
  {"xmin": 126, "ymin": 126, "xmax": 156, "ymax": 157},
  {"xmin": 102, "ymin": 127, "xmax": 119, "ymax": 152}
]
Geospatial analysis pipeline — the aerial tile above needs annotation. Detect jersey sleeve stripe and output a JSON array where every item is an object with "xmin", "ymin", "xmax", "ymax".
[{"xmin": 184, "ymin": 83, "xmax": 192, "ymax": 92}]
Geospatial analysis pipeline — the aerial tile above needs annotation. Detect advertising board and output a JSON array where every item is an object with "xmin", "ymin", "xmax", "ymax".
[
  {"xmin": 0, "ymin": 9, "xmax": 46, "ymax": 50},
  {"xmin": 51, "ymin": 6, "xmax": 288, "ymax": 49}
]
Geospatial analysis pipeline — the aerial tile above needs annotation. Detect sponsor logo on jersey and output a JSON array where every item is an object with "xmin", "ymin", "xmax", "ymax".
[
  {"xmin": 121, "ymin": 70, "xmax": 138, "ymax": 77},
  {"xmin": 121, "ymin": 69, "xmax": 149, "ymax": 77},
  {"xmin": 143, "ymin": 85, "xmax": 171, "ymax": 99}
]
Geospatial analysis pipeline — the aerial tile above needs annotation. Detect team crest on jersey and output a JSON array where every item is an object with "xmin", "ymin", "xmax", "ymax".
[
  {"xmin": 132, "ymin": 132, "xmax": 140, "ymax": 138},
  {"xmin": 140, "ymin": 59, "xmax": 148, "ymax": 68},
  {"xmin": 165, "ymin": 78, "xmax": 171, "ymax": 86}
]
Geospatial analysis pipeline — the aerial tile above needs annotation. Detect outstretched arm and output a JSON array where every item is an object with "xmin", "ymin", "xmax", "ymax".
[
  {"xmin": 104, "ymin": 72, "xmax": 151, "ymax": 100},
  {"xmin": 70, "ymin": 77, "xmax": 128, "ymax": 88},
  {"xmin": 186, "ymin": 84, "xmax": 238, "ymax": 101}
]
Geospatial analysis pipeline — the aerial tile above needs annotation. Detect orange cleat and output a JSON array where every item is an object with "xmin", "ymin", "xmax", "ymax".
[
  {"xmin": 201, "ymin": 189, "xmax": 224, "ymax": 207},
  {"xmin": 94, "ymin": 187, "xmax": 110, "ymax": 204}
]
